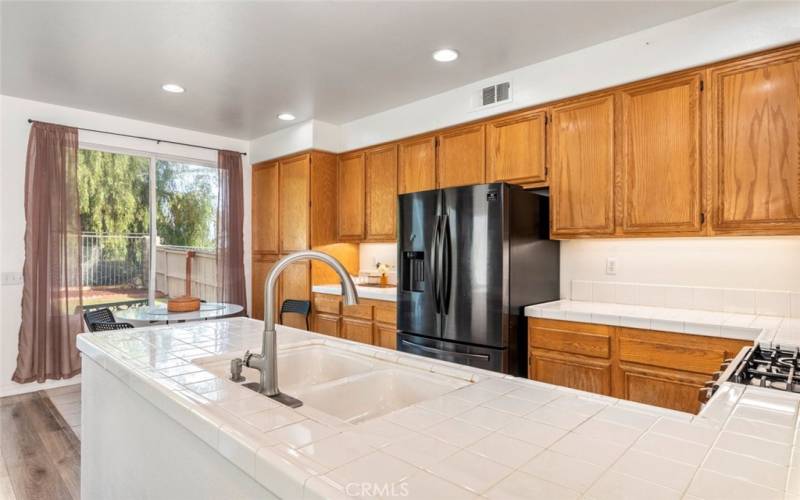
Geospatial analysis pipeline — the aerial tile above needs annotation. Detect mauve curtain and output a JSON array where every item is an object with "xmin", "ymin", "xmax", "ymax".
[
  {"xmin": 217, "ymin": 150, "xmax": 247, "ymax": 313},
  {"xmin": 13, "ymin": 122, "xmax": 83, "ymax": 383}
]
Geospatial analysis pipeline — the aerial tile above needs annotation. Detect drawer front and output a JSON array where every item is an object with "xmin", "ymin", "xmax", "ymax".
[
  {"xmin": 530, "ymin": 351, "xmax": 612, "ymax": 395},
  {"xmin": 373, "ymin": 302, "xmax": 397, "ymax": 326},
  {"xmin": 342, "ymin": 302, "xmax": 373, "ymax": 321},
  {"xmin": 618, "ymin": 327, "xmax": 748, "ymax": 374},
  {"xmin": 529, "ymin": 319, "xmax": 611, "ymax": 359},
  {"xmin": 313, "ymin": 293, "xmax": 341, "ymax": 315}
]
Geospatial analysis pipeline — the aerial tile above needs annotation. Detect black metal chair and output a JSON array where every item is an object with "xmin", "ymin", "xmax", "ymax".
[
  {"xmin": 280, "ymin": 300, "xmax": 312, "ymax": 329},
  {"xmin": 83, "ymin": 307, "xmax": 134, "ymax": 332}
]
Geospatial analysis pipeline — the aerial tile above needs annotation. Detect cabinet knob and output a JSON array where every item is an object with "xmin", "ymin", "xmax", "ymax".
[
  {"xmin": 711, "ymin": 370, "xmax": 723, "ymax": 381},
  {"xmin": 698, "ymin": 387, "xmax": 713, "ymax": 403}
]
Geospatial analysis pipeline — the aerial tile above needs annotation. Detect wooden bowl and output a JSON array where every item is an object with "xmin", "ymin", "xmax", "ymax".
[{"xmin": 168, "ymin": 296, "xmax": 201, "ymax": 312}]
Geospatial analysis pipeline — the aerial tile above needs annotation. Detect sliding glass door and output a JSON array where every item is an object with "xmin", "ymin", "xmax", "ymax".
[{"xmin": 77, "ymin": 147, "xmax": 218, "ymax": 309}]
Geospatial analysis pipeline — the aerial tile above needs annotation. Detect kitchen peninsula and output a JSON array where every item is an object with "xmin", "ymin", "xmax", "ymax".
[{"xmin": 78, "ymin": 317, "xmax": 800, "ymax": 499}]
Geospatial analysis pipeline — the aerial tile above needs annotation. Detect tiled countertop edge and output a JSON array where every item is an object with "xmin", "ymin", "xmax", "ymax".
[
  {"xmin": 312, "ymin": 284, "xmax": 397, "ymax": 302},
  {"xmin": 524, "ymin": 300, "xmax": 800, "ymax": 349}
]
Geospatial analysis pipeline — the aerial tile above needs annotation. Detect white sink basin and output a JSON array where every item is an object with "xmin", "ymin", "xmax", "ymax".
[
  {"xmin": 293, "ymin": 368, "xmax": 468, "ymax": 424},
  {"xmin": 194, "ymin": 344, "xmax": 470, "ymax": 424},
  {"xmin": 195, "ymin": 345, "xmax": 375, "ymax": 391}
]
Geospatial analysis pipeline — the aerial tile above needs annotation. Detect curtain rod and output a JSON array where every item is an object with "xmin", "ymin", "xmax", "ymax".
[{"xmin": 27, "ymin": 119, "xmax": 247, "ymax": 156}]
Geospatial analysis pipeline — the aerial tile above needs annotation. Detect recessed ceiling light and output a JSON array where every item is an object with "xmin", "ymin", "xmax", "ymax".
[
  {"xmin": 277, "ymin": 113, "xmax": 296, "ymax": 121},
  {"xmin": 161, "ymin": 83, "xmax": 185, "ymax": 93},
  {"xmin": 433, "ymin": 49, "xmax": 459, "ymax": 62}
]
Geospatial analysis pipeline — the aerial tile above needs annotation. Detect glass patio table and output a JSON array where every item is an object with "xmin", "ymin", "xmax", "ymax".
[{"xmin": 114, "ymin": 302, "xmax": 244, "ymax": 326}]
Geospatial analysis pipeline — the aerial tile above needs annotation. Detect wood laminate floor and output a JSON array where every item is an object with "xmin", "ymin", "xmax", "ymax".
[{"xmin": 0, "ymin": 385, "xmax": 81, "ymax": 500}]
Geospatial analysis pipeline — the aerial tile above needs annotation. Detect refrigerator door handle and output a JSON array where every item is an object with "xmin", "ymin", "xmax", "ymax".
[
  {"xmin": 442, "ymin": 214, "xmax": 452, "ymax": 314},
  {"xmin": 400, "ymin": 340, "xmax": 491, "ymax": 361},
  {"xmin": 430, "ymin": 214, "xmax": 441, "ymax": 314}
]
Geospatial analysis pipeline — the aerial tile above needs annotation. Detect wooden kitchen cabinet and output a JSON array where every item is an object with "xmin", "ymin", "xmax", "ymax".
[
  {"xmin": 251, "ymin": 254, "xmax": 278, "ymax": 320},
  {"xmin": 341, "ymin": 317, "xmax": 374, "ymax": 345},
  {"xmin": 337, "ymin": 152, "xmax": 366, "ymax": 241},
  {"xmin": 708, "ymin": 46, "xmax": 800, "ymax": 234},
  {"xmin": 365, "ymin": 145, "xmax": 398, "ymax": 241},
  {"xmin": 279, "ymin": 154, "xmax": 311, "ymax": 253},
  {"xmin": 619, "ymin": 73, "xmax": 704, "ymax": 235},
  {"xmin": 437, "ymin": 124, "xmax": 485, "ymax": 188},
  {"xmin": 374, "ymin": 323, "xmax": 397, "ymax": 350},
  {"xmin": 528, "ymin": 318, "xmax": 751, "ymax": 413},
  {"xmin": 278, "ymin": 258, "xmax": 311, "ymax": 329},
  {"xmin": 550, "ymin": 94, "xmax": 616, "ymax": 237},
  {"xmin": 314, "ymin": 313, "xmax": 340, "ymax": 337},
  {"xmin": 252, "ymin": 161, "xmax": 280, "ymax": 254},
  {"xmin": 528, "ymin": 319, "xmax": 613, "ymax": 395},
  {"xmin": 486, "ymin": 109, "xmax": 547, "ymax": 188},
  {"xmin": 398, "ymin": 136, "xmax": 436, "ymax": 194}
]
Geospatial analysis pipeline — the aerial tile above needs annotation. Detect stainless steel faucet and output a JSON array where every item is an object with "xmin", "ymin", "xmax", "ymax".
[{"xmin": 234, "ymin": 250, "xmax": 359, "ymax": 408}]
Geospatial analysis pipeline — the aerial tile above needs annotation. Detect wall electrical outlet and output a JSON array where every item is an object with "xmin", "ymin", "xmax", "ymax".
[
  {"xmin": 605, "ymin": 257, "xmax": 618, "ymax": 276},
  {"xmin": 1, "ymin": 272, "xmax": 23, "ymax": 286}
]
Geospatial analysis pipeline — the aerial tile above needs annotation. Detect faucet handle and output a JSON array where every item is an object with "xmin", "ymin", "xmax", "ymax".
[{"xmin": 230, "ymin": 357, "xmax": 245, "ymax": 382}]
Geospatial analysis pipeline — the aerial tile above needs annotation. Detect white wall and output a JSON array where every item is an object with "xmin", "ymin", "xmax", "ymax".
[
  {"xmin": 560, "ymin": 238, "xmax": 800, "ymax": 299},
  {"xmin": 0, "ymin": 95, "xmax": 249, "ymax": 397}
]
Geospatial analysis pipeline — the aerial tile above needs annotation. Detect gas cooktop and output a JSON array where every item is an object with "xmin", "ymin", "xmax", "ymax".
[{"xmin": 729, "ymin": 345, "xmax": 800, "ymax": 392}]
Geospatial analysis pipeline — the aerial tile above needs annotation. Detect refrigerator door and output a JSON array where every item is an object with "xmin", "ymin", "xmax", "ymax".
[
  {"xmin": 397, "ymin": 332, "xmax": 507, "ymax": 372},
  {"xmin": 397, "ymin": 189, "xmax": 441, "ymax": 337},
  {"xmin": 440, "ymin": 184, "xmax": 507, "ymax": 348}
]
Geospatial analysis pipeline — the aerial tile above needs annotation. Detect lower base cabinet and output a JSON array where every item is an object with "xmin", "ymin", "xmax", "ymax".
[
  {"xmin": 529, "ymin": 318, "xmax": 750, "ymax": 414},
  {"xmin": 310, "ymin": 293, "xmax": 397, "ymax": 349}
]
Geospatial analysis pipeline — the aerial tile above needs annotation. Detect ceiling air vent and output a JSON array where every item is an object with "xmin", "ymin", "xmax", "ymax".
[{"xmin": 477, "ymin": 81, "xmax": 512, "ymax": 109}]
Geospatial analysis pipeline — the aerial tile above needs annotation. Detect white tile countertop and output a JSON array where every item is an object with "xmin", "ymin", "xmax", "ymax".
[
  {"xmin": 525, "ymin": 300, "xmax": 800, "ymax": 349},
  {"xmin": 78, "ymin": 318, "xmax": 800, "ymax": 499},
  {"xmin": 312, "ymin": 283, "xmax": 397, "ymax": 302}
]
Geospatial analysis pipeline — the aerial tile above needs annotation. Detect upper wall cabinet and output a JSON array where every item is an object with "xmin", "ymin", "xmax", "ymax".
[
  {"xmin": 437, "ymin": 124, "xmax": 485, "ymax": 188},
  {"xmin": 279, "ymin": 154, "xmax": 311, "ymax": 253},
  {"xmin": 365, "ymin": 144, "xmax": 398, "ymax": 241},
  {"xmin": 550, "ymin": 94, "xmax": 616, "ymax": 237},
  {"xmin": 619, "ymin": 73, "xmax": 704, "ymax": 235},
  {"xmin": 398, "ymin": 136, "xmax": 436, "ymax": 194},
  {"xmin": 709, "ymin": 46, "xmax": 800, "ymax": 234},
  {"xmin": 486, "ymin": 109, "xmax": 547, "ymax": 188},
  {"xmin": 337, "ymin": 152, "xmax": 366, "ymax": 241},
  {"xmin": 252, "ymin": 160, "xmax": 279, "ymax": 254}
]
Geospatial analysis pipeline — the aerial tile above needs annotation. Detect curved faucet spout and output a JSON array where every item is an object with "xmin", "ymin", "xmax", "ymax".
[{"xmin": 249, "ymin": 250, "xmax": 359, "ymax": 401}]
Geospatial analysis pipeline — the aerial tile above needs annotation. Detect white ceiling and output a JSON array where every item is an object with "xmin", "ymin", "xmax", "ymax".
[{"xmin": 1, "ymin": 1, "xmax": 726, "ymax": 140}]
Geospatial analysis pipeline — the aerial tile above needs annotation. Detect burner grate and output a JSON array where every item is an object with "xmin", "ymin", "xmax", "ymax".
[{"xmin": 733, "ymin": 345, "xmax": 800, "ymax": 392}]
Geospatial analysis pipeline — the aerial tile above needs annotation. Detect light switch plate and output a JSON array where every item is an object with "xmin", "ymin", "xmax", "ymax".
[
  {"xmin": 605, "ymin": 257, "xmax": 618, "ymax": 276},
  {"xmin": 1, "ymin": 272, "xmax": 23, "ymax": 286}
]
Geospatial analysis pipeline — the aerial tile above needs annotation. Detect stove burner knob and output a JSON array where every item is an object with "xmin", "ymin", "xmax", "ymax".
[
  {"xmin": 711, "ymin": 370, "xmax": 723, "ymax": 381},
  {"xmin": 703, "ymin": 381, "xmax": 715, "ymax": 389}
]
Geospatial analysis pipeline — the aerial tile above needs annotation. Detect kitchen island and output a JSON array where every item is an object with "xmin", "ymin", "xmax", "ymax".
[{"xmin": 77, "ymin": 317, "xmax": 800, "ymax": 499}]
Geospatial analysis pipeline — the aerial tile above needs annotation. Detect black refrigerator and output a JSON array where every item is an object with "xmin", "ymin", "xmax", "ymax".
[{"xmin": 397, "ymin": 183, "xmax": 559, "ymax": 376}]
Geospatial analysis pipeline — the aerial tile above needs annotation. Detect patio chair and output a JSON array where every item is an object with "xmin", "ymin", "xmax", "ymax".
[
  {"xmin": 83, "ymin": 307, "xmax": 134, "ymax": 332},
  {"xmin": 280, "ymin": 299, "xmax": 311, "ymax": 330}
]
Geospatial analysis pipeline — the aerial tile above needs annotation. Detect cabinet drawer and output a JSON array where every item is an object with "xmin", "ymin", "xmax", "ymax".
[
  {"xmin": 530, "ymin": 350, "xmax": 612, "ymax": 396},
  {"xmin": 342, "ymin": 302, "xmax": 373, "ymax": 321},
  {"xmin": 618, "ymin": 327, "xmax": 747, "ymax": 374},
  {"xmin": 313, "ymin": 293, "xmax": 341, "ymax": 315},
  {"xmin": 373, "ymin": 302, "xmax": 397, "ymax": 326},
  {"xmin": 529, "ymin": 318, "xmax": 611, "ymax": 359}
]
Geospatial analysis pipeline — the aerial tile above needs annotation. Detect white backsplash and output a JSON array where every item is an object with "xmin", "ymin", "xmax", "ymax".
[{"xmin": 569, "ymin": 279, "xmax": 800, "ymax": 318}]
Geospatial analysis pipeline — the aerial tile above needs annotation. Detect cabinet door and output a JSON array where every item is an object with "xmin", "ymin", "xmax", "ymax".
[
  {"xmin": 279, "ymin": 154, "xmax": 310, "ymax": 252},
  {"xmin": 486, "ymin": 109, "xmax": 547, "ymax": 187},
  {"xmin": 341, "ymin": 317, "xmax": 373, "ymax": 345},
  {"xmin": 398, "ymin": 136, "xmax": 436, "ymax": 194},
  {"xmin": 337, "ymin": 152, "xmax": 366, "ymax": 241},
  {"xmin": 278, "ymin": 259, "xmax": 311, "ymax": 330},
  {"xmin": 620, "ymin": 74, "xmax": 704, "ymax": 234},
  {"xmin": 529, "ymin": 350, "xmax": 612, "ymax": 396},
  {"xmin": 365, "ymin": 145, "xmax": 398, "ymax": 241},
  {"xmin": 437, "ymin": 124, "xmax": 485, "ymax": 188},
  {"xmin": 374, "ymin": 323, "xmax": 397, "ymax": 350},
  {"xmin": 709, "ymin": 47, "xmax": 800, "ymax": 234},
  {"xmin": 550, "ymin": 95, "xmax": 616, "ymax": 237},
  {"xmin": 251, "ymin": 255, "xmax": 278, "ymax": 320},
  {"xmin": 619, "ymin": 363, "xmax": 708, "ymax": 414},
  {"xmin": 314, "ymin": 313, "xmax": 340, "ymax": 337},
  {"xmin": 252, "ymin": 161, "xmax": 280, "ymax": 254}
]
